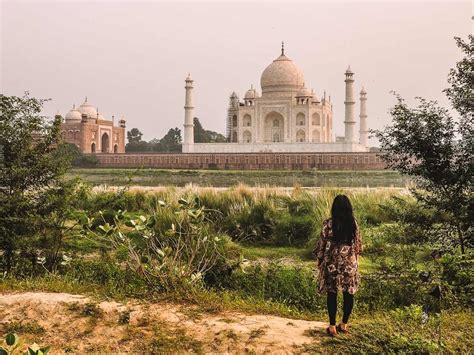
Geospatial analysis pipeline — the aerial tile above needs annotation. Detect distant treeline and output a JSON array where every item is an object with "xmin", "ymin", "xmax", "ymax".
[{"xmin": 126, "ymin": 117, "xmax": 226, "ymax": 152}]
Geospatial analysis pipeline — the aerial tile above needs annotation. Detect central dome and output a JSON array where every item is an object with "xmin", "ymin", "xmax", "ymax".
[
  {"xmin": 260, "ymin": 53, "xmax": 305, "ymax": 97},
  {"xmin": 77, "ymin": 97, "xmax": 98, "ymax": 118}
]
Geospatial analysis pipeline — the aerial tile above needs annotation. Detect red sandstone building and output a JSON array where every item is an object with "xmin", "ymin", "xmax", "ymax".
[{"xmin": 59, "ymin": 98, "xmax": 126, "ymax": 153}]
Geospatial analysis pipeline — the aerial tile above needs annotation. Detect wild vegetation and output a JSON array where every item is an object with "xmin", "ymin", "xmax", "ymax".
[{"xmin": 0, "ymin": 35, "xmax": 472, "ymax": 353}]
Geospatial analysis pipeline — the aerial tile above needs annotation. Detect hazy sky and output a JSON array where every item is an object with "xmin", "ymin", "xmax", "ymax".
[{"xmin": 1, "ymin": 1, "xmax": 471, "ymax": 143}]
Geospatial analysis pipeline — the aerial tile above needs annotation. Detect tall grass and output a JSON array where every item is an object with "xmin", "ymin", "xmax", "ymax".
[{"xmin": 79, "ymin": 185, "xmax": 407, "ymax": 247}]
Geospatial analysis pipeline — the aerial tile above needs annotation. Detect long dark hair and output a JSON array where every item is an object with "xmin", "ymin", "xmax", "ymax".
[{"xmin": 331, "ymin": 195, "xmax": 357, "ymax": 244}]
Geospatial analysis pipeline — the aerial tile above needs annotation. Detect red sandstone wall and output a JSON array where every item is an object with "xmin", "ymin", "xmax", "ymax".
[{"xmin": 93, "ymin": 152, "xmax": 386, "ymax": 170}]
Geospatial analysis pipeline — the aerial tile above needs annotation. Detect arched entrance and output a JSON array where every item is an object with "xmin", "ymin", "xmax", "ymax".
[
  {"xmin": 243, "ymin": 130, "xmax": 252, "ymax": 143},
  {"xmin": 91, "ymin": 142, "xmax": 96, "ymax": 153},
  {"xmin": 101, "ymin": 133, "xmax": 110, "ymax": 153},
  {"xmin": 296, "ymin": 129, "xmax": 305, "ymax": 142},
  {"xmin": 113, "ymin": 144, "xmax": 118, "ymax": 153},
  {"xmin": 264, "ymin": 111, "xmax": 284, "ymax": 143}
]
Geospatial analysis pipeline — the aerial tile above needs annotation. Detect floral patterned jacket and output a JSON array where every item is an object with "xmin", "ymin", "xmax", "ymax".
[{"xmin": 314, "ymin": 218, "xmax": 362, "ymax": 294}]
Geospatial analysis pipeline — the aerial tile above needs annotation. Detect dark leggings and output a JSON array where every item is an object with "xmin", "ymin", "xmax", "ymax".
[{"xmin": 327, "ymin": 291, "xmax": 354, "ymax": 326}]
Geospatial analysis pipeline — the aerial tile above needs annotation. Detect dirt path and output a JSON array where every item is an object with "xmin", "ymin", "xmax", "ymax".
[{"xmin": 0, "ymin": 291, "xmax": 325, "ymax": 354}]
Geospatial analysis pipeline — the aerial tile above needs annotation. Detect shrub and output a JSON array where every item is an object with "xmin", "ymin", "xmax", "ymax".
[
  {"xmin": 79, "ymin": 197, "xmax": 242, "ymax": 293},
  {"xmin": 226, "ymin": 263, "xmax": 323, "ymax": 312}
]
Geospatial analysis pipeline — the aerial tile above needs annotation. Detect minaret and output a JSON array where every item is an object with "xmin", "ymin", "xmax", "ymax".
[
  {"xmin": 183, "ymin": 73, "xmax": 194, "ymax": 153},
  {"xmin": 359, "ymin": 87, "xmax": 368, "ymax": 147},
  {"xmin": 344, "ymin": 66, "xmax": 356, "ymax": 143}
]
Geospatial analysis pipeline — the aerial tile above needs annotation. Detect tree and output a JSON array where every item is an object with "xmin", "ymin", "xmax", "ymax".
[
  {"xmin": 56, "ymin": 143, "xmax": 98, "ymax": 167},
  {"xmin": 127, "ymin": 128, "xmax": 143, "ymax": 143},
  {"xmin": 193, "ymin": 117, "xmax": 226, "ymax": 143},
  {"xmin": 154, "ymin": 128, "xmax": 182, "ymax": 152},
  {"xmin": 373, "ymin": 35, "xmax": 473, "ymax": 253},
  {"xmin": 0, "ymin": 93, "xmax": 74, "ymax": 272},
  {"xmin": 126, "ymin": 128, "xmax": 152, "ymax": 152}
]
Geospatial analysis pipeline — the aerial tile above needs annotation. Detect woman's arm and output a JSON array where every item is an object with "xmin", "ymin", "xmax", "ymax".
[
  {"xmin": 354, "ymin": 220, "xmax": 363, "ymax": 256},
  {"xmin": 314, "ymin": 220, "xmax": 329, "ymax": 266}
]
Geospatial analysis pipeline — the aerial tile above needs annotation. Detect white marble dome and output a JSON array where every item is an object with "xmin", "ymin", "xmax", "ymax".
[
  {"xmin": 244, "ymin": 86, "xmax": 258, "ymax": 99},
  {"xmin": 77, "ymin": 98, "xmax": 97, "ymax": 118},
  {"xmin": 296, "ymin": 86, "xmax": 312, "ymax": 97},
  {"xmin": 260, "ymin": 53, "xmax": 305, "ymax": 96},
  {"xmin": 65, "ymin": 105, "xmax": 81, "ymax": 121}
]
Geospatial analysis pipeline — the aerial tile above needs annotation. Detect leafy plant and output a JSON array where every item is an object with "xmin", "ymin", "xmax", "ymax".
[
  {"xmin": 79, "ymin": 197, "xmax": 241, "ymax": 292},
  {"xmin": 0, "ymin": 333, "xmax": 50, "ymax": 355}
]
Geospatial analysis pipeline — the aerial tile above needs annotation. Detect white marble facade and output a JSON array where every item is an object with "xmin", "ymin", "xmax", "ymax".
[{"xmin": 183, "ymin": 44, "xmax": 369, "ymax": 153}]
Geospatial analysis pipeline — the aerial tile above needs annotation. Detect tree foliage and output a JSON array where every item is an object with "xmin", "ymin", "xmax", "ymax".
[
  {"xmin": 125, "ymin": 118, "xmax": 226, "ymax": 152},
  {"xmin": 194, "ymin": 117, "xmax": 226, "ymax": 143},
  {"xmin": 56, "ymin": 143, "xmax": 98, "ymax": 167},
  {"xmin": 373, "ymin": 35, "xmax": 473, "ymax": 253},
  {"xmin": 0, "ymin": 93, "xmax": 76, "ymax": 272},
  {"xmin": 154, "ymin": 127, "xmax": 182, "ymax": 152},
  {"xmin": 127, "ymin": 127, "xmax": 143, "ymax": 143}
]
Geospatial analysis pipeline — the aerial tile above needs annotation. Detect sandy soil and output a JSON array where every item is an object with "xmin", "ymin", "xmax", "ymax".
[{"xmin": 0, "ymin": 291, "xmax": 325, "ymax": 354}]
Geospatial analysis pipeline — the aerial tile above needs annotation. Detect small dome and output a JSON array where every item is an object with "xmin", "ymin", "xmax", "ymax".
[
  {"xmin": 244, "ymin": 85, "xmax": 258, "ymax": 99},
  {"xmin": 77, "ymin": 97, "xmax": 98, "ymax": 118},
  {"xmin": 296, "ymin": 85, "xmax": 312, "ymax": 97},
  {"xmin": 65, "ymin": 105, "xmax": 81, "ymax": 121},
  {"xmin": 260, "ymin": 51, "xmax": 305, "ymax": 97}
]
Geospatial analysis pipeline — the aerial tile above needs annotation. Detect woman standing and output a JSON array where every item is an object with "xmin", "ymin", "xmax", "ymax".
[{"xmin": 315, "ymin": 195, "xmax": 362, "ymax": 336}]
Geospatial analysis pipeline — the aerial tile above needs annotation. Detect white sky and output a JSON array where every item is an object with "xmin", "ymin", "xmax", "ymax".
[{"xmin": 1, "ymin": 1, "xmax": 472, "ymax": 143}]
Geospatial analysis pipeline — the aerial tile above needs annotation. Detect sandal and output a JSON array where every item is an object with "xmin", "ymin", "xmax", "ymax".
[
  {"xmin": 326, "ymin": 327, "xmax": 337, "ymax": 337},
  {"xmin": 336, "ymin": 324, "xmax": 349, "ymax": 334}
]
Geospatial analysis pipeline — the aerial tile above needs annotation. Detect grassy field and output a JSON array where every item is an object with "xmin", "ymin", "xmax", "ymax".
[{"xmin": 68, "ymin": 168, "xmax": 410, "ymax": 187}]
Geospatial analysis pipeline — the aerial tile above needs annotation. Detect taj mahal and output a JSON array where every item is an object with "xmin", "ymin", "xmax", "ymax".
[{"xmin": 182, "ymin": 43, "xmax": 369, "ymax": 153}]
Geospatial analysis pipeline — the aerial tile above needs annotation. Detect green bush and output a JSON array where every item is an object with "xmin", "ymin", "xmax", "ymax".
[
  {"xmin": 440, "ymin": 252, "xmax": 474, "ymax": 307},
  {"xmin": 226, "ymin": 263, "xmax": 323, "ymax": 312},
  {"xmin": 64, "ymin": 259, "xmax": 147, "ymax": 298},
  {"xmin": 273, "ymin": 213, "xmax": 317, "ymax": 247}
]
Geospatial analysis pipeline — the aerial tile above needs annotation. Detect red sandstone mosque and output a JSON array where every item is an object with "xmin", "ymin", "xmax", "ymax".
[{"xmin": 59, "ymin": 98, "xmax": 126, "ymax": 154}]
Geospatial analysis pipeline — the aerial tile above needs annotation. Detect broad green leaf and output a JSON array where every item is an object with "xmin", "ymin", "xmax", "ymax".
[{"xmin": 5, "ymin": 333, "xmax": 17, "ymax": 346}]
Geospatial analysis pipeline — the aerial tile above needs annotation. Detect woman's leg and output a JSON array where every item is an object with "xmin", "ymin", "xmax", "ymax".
[
  {"xmin": 342, "ymin": 291, "xmax": 354, "ymax": 324},
  {"xmin": 327, "ymin": 291, "xmax": 337, "ymax": 326}
]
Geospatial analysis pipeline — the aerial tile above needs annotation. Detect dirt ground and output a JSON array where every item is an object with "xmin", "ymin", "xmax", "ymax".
[{"xmin": 0, "ymin": 291, "xmax": 325, "ymax": 354}]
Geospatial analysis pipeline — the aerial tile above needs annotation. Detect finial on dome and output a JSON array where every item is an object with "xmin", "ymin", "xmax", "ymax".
[
  {"xmin": 84, "ymin": 96, "xmax": 88, "ymax": 103},
  {"xmin": 72, "ymin": 104, "xmax": 75, "ymax": 109},
  {"xmin": 281, "ymin": 41, "xmax": 285, "ymax": 55}
]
